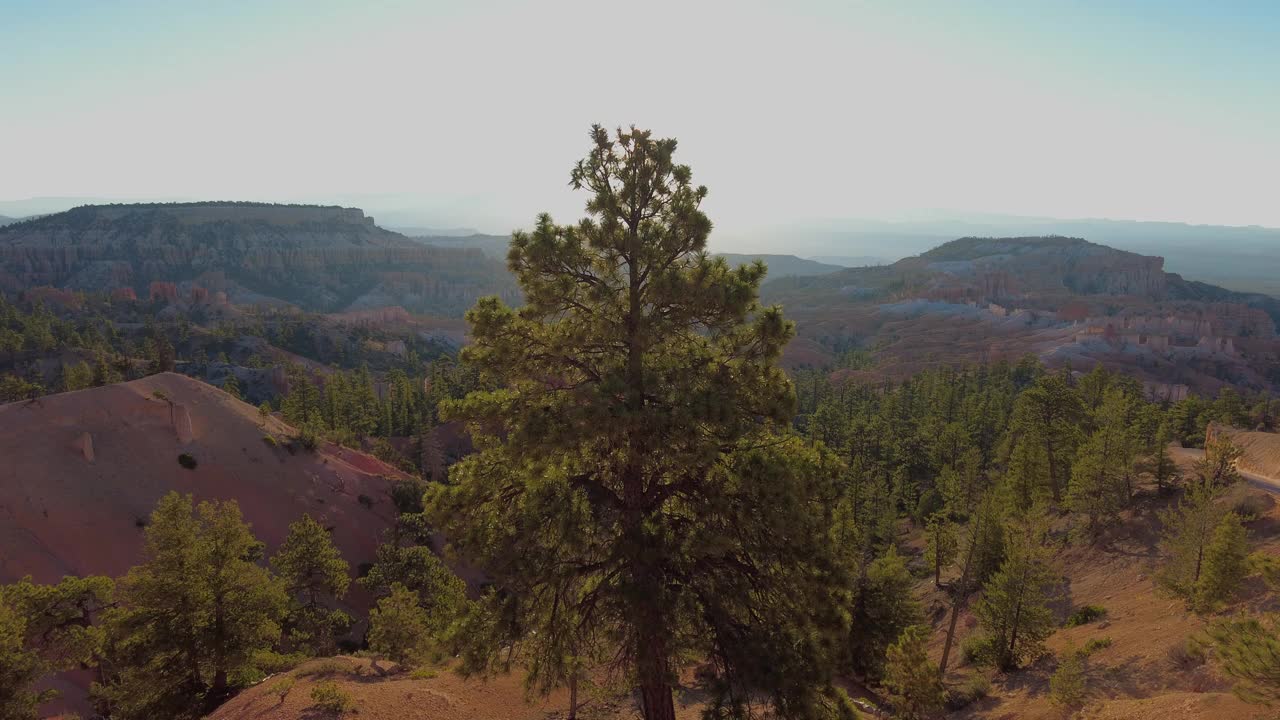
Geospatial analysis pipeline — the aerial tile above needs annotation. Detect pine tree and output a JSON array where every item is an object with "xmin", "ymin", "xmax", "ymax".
[
  {"xmin": 938, "ymin": 492, "xmax": 1007, "ymax": 676},
  {"xmin": 91, "ymin": 349, "xmax": 123, "ymax": 387},
  {"xmin": 1194, "ymin": 436, "xmax": 1242, "ymax": 488},
  {"xmin": 281, "ymin": 364, "xmax": 318, "ymax": 427},
  {"xmin": 0, "ymin": 597, "xmax": 46, "ymax": 720},
  {"xmin": 1156, "ymin": 482, "xmax": 1229, "ymax": 611},
  {"xmin": 60, "ymin": 361, "xmax": 93, "ymax": 393},
  {"xmin": 1075, "ymin": 364, "xmax": 1111, "ymax": 412},
  {"xmin": 930, "ymin": 422, "xmax": 971, "ymax": 472},
  {"xmin": 367, "ymin": 584, "xmax": 432, "ymax": 666},
  {"xmin": 884, "ymin": 625, "xmax": 945, "ymax": 720},
  {"xmin": 1, "ymin": 573, "xmax": 114, "ymax": 716},
  {"xmin": 1145, "ymin": 423, "xmax": 1181, "ymax": 494},
  {"xmin": 1206, "ymin": 614, "xmax": 1280, "ymax": 705},
  {"xmin": 200, "ymin": 500, "xmax": 286, "ymax": 696},
  {"xmin": 417, "ymin": 422, "xmax": 445, "ymax": 484},
  {"xmin": 1249, "ymin": 551, "xmax": 1280, "ymax": 591},
  {"xmin": 1067, "ymin": 388, "xmax": 1136, "ymax": 536},
  {"xmin": 360, "ymin": 543, "xmax": 467, "ymax": 639},
  {"xmin": 1003, "ymin": 435, "xmax": 1050, "ymax": 510},
  {"xmin": 96, "ymin": 493, "xmax": 286, "ymax": 718},
  {"xmin": 974, "ymin": 518, "xmax": 1056, "ymax": 671},
  {"xmin": 222, "ymin": 373, "xmax": 241, "ymax": 401},
  {"xmin": 924, "ymin": 514, "xmax": 958, "ymax": 587},
  {"xmin": 1008, "ymin": 373, "xmax": 1083, "ymax": 504},
  {"xmin": 968, "ymin": 494, "xmax": 1008, "ymax": 589},
  {"xmin": 847, "ymin": 547, "xmax": 921, "ymax": 681},
  {"xmin": 0, "ymin": 374, "xmax": 41, "ymax": 402},
  {"xmin": 149, "ymin": 335, "xmax": 176, "ymax": 374},
  {"xmin": 271, "ymin": 515, "xmax": 351, "ymax": 655},
  {"xmin": 1213, "ymin": 387, "xmax": 1249, "ymax": 427},
  {"xmin": 350, "ymin": 366, "xmax": 378, "ymax": 436},
  {"xmin": 1166, "ymin": 396, "xmax": 1209, "ymax": 447},
  {"xmin": 937, "ymin": 447, "xmax": 986, "ymax": 519},
  {"xmin": 1048, "ymin": 647, "xmax": 1087, "ymax": 707},
  {"xmin": 936, "ymin": 486, "xmax": 1003, "ymax": 671},
  {"xmin": 427, "ymin": 126, "xmax": 854, "ymax": 720},
  {"xmin": 1194, "ymin": 512, "xmax": 1249, "ymax": 612}
]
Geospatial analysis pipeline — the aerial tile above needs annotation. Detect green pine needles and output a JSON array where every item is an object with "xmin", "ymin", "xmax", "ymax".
[{"xmin": 427, "ymin": 126, "xmax": 856, "ymax": 720}]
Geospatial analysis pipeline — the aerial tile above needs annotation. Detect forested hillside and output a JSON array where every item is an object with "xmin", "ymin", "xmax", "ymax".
[
  {"xmin": 766, "ymin": 236, "xmax": 1280, "ymax": 395},
  {"xmin": 0, "ymin": 203, "xmax": 519, "ymax": 315},
  {"xmin": 3, "ymin": 128, "xmax": 1280, "ymax": 720}
]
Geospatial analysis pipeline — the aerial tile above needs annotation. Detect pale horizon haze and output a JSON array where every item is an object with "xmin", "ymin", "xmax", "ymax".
[{"xmin": 3, "ymin": 0, "xmax": 1279, "ymax": 237}]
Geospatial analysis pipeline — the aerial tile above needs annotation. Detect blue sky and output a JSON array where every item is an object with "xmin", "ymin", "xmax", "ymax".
[{"xmin": 2, "ymin": 0, "xmax": 1278, "ymax": 232}]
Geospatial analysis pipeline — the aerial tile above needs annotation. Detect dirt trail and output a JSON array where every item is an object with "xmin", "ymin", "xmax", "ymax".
[{"xmin": 1170, "ymin": 446, "xmax": 1280, "ymax": 495}]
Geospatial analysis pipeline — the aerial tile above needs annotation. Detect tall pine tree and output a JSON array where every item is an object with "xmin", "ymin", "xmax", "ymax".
[
  {"xmin": 428, "ymin": 126, "xmax": 854, "ymax": 720},
  {"xmin": 1067, "ymin": 388, "xmax": 1136, "ymax": 537},
  {"xmin": 271, "ymin": 515, "xmax": 351, "ymax": 655},
  {"xmin": 974, "ymin": 515, "xmax": 1056, "ymax": 671},
  {"xmin": 1008, "ymin": 373, "xmax": 1082, "ymax": 504},
  {"xmin": 1206, "ymin": 615, "xmax": 1280, "ymax": 705},
  {"xmin": 1155, "ymin": 482, "xmax": 1240, "ymax": 612},
  {"xmin": 95, "ymin": 493, "xmax": 286, "ymax": 718}
]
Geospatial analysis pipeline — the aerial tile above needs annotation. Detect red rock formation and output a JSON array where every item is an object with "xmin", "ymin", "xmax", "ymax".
[
  {"xmin": 0, "ymin": 203, "xmax": 518, "ymax": 314},
  {"xmin": 110, "ymin": 287, "xmax": 138, "ymax": 302},
  {"xmin": 148, "ymin": 281, "xmax": 178, "ymax": 302},
  {"xmin": 73, "ymin": 432, "xmax": 94, "ymax": 462},
  {"xmin": 331, "ymin": 306, "xmax": 416, "ymax": 327},
  {"xmin": 1144, "ymin": 381, "xmax": 1189, "ymax": 403},
  {"xmin": 0, "ymin": 373, "xmax": 408, "ymax": 714},
  {"xmin": 171, "ymin": 403, "xmax": 193, "ymax": 444},
  {"xmin": 21, "ymin": 286, "xmax": 82, "ymax": 309}
]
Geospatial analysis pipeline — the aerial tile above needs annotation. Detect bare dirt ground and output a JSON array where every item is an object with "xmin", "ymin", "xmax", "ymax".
[
  {"xmin": 208, "ymin": 473, "xmax": 1280, "ymax": 720},
  {"xmin": 1175, "ymin": 429, "xmax": 1280, "ymax": 494},
  {"xmin": 17, "ymin": 376, "xmax": 1280, "ymax": 719},
  {"xmin": 0, "ymin": 373, "xmax": 406, "ymax": 585},
  {"xmin": 933, "ymin": 457, "xmax": 1280, "ymax": 720},
  {"xmin": 207, "ymin": 656, "xmax": 712, "ymax": 720},
  {"xmin": 0, "ymin": 373, "xmax": 406, "ymax": 716}
]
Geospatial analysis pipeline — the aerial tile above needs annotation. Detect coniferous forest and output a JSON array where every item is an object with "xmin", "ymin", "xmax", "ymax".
[{"xmin": 3, "ymin": 128, "xmax": 1280, "ymax": 720}]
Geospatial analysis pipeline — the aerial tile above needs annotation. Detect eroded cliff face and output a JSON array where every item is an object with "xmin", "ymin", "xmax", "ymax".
[
  {"xmin": 918, "ymin": 237, "xmax": 1167, "ymax": 300},
  {"xmin": 0, "ymin": 203, "xmax": 518, "ymax": 314},
  {"xmin": 767, "ymin": 237, "xmax": 1280, "ymax": 394}
]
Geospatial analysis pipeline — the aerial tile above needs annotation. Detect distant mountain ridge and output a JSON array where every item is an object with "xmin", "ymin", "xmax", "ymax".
[
  {"xmin": 406, "ymin": 236, "xmax": 852, "ymax": 279},
  {"xmin": 765, "ymin": 236, "xmax": 1280, "ymax": 394},
  {"xmin": 0, "ymin": 202, "xmax": 518, "ymax": 315},
  {"xmin": 807, "ymin": 255, "xmax": 889, "ymax": 267},
  {"xmin": 716, "ymin": 253, "xmax": 845, "ymax": 278},
  {"xmin": 734, "ymin": 214, "xmax": 1280, "ymax": 296},
  {"xmin": 409, "ymin": 233, "xmax": 512, "ymax": 261},
  {"xmin": 389, "ymin": 225, "xmax": 482, "ymax": 238}
]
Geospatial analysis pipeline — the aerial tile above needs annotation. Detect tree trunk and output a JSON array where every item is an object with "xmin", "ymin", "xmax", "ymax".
[
  {"xmin": 211, "ymin": 601, "xmax": 228, "ymax": 694},
  {"xmin": 1194, "ymin": 538, "xmax": 1205, "ymax": 583},
  {"xmin": 1045, "ymin": 435, "xmax": 1061, "ymax": 504},
  {"xmin": 568, "ymin": 672, "xmax": 579, "ymax": 720},
  {"xmin": 636, "ymin": 607, "xmax": 675, "ymax": 720},
  {"xmin": 1006, "ymin": 592, "xmax": 1024, "ymax": 670},
  {"xmin": 639, "ymin": 671, "xmax": 676, "ymax": 720},
  {"xmin": 939, "ymin": 592, "xmax": 966, "ymax": 678},
  {"xmin": 939, "ymin": 511, "xmax": 982, "ymax": 677}
]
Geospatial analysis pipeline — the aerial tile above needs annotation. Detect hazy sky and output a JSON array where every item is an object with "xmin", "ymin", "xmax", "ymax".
[{"xmin": 3, "ymin": 0, "xmax": 1278, "ymax": 233}]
